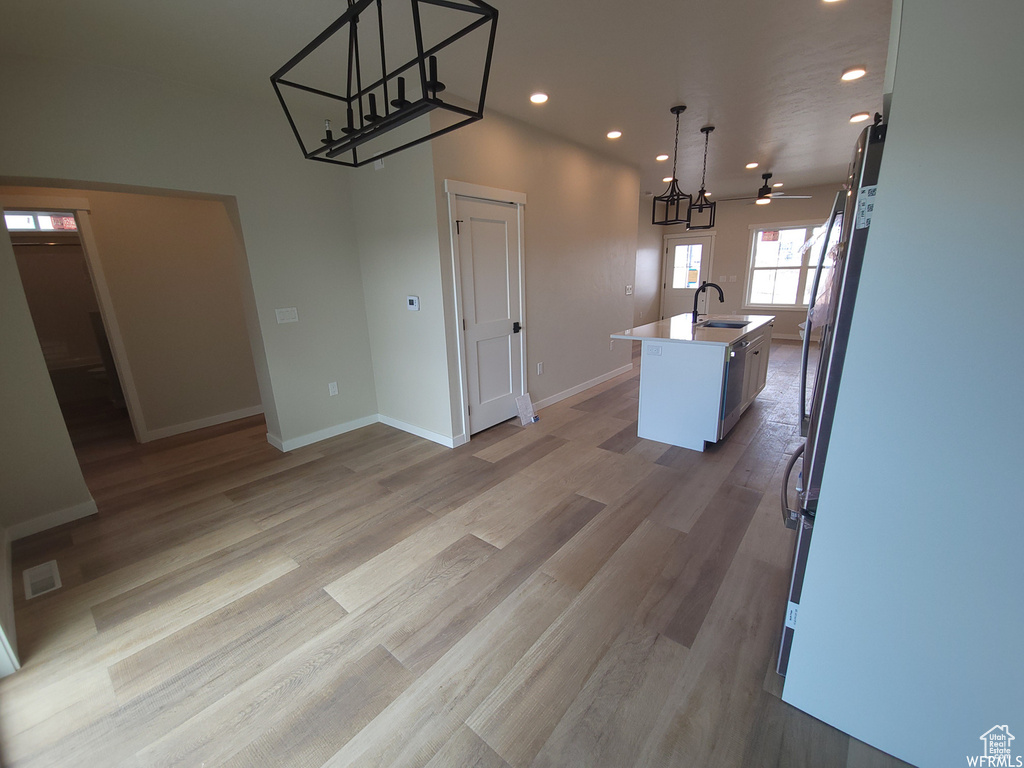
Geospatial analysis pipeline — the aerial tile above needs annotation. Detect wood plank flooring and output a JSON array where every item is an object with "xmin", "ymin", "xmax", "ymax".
[{"xmin": 0, "ymin": 341, "xmax": 913, "ymax": 767}]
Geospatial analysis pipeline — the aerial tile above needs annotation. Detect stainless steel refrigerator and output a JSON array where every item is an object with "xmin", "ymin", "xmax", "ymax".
[{"xmin": 776, "ymin": 120, "xmax": 886, "ymax": 676}]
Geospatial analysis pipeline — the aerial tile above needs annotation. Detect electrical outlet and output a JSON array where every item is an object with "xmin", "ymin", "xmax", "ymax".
[
  {"xmin": 730, "ymin": 275, "xmax": 738, "ymax": 282},
  {"xmin": 648, "ymin": 345, "xmax": 662, "ymax": 356},
  {"xmin": 537, "ymin": 362, "xmax": 543, "ymax": 375},
  {"xmin": 625, "ymin": 284, "xmax": 633, "ymax": 295},
  {"xmin": 328, "ymin": 382, "xmax": 338, "ymax": 396},
  {"xmin": 275, "ymin": 307, "xmax": 298, "ymax": 324}
]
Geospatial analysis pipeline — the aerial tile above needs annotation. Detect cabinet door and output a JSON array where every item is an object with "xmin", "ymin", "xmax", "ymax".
[
  {"xmin": 743, "ymin": 338, "xmax": 768, "ymax": 406},
  {"xmin": 753, "ymin": 339, "xmax": 769, "ymax": 393}
]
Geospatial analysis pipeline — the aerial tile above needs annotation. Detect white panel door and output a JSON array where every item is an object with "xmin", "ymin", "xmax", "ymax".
[
  {"xmin": 661, "ymin": 233, "xmax": 713, "ymax": 319},
  {"xmin": 454, "ymin": 196, "xmax": 524, "ymax": 434}
]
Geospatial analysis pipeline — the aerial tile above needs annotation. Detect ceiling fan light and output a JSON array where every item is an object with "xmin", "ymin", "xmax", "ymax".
[{"xmin": 755, "ymin": 197, "xmax": 772, "ymax": 205}]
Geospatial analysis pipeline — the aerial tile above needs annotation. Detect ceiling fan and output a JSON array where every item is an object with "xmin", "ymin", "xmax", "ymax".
[{"xmin": 718, "ymin": 173, "xmax": 812, "ymax": 203}]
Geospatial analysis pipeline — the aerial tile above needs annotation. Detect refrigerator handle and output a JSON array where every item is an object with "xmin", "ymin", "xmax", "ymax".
[
  {"xmin": 781, "ymin": 443, "xmax": 805, "ymax": 530},
  {"xmin": 799, "ymin": 250, "xmax": 829, "ymax": 426}
]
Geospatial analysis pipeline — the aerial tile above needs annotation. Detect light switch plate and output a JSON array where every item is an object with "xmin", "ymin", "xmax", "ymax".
[
  {"xmin": 275, "ymin": 307, "xmax": 298, "ymax": 324},
  {"xmin": 328, "ymin": 382, "xmax": 338, "ymax": 396},
  {"xmin": 407, "ymin": 295, "xmax": 420, "ymax": 311}
]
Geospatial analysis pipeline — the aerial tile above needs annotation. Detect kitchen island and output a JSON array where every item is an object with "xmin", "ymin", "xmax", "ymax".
[{"xmin": 612, "ymin": 314, "xmax": 774, "ymax": 451}]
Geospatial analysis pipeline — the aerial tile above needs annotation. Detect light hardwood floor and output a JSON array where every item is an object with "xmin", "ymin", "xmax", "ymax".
[{"xmin": 0, "ymin": 341, "xmax": 912, "ymax": 767}]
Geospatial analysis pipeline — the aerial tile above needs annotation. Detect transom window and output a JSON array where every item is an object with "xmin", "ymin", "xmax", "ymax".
[
  {"xmin": 745, "ymin": 222, "xmax": 831, "ymax": 308},
  {"xmin": 3, "ymin": 211, "xmax": 78, "ymax": 232}
]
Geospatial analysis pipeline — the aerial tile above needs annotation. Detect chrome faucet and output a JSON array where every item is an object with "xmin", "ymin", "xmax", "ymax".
[{"xmin": 693, "ymin": 281, "xmax": 725, "ymax": 321}]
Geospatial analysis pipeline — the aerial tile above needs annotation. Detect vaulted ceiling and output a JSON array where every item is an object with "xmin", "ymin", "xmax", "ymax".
[{"xmin": 1, "ymin": 0, "xmax": 891, "ymax": 199}]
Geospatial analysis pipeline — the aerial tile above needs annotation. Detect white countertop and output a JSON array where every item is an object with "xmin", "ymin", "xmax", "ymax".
[{"xmin": 611, "ymin": 313, "xmax": 775, "ymax": 346}]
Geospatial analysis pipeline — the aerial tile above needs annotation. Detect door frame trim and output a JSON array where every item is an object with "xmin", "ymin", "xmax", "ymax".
[
  {"xmin": 444, "ymin": 180, "xmax": 527, "ymax": 445},
  {"xmin": 659, "ymin": 230, "xmax": 717, "ymax": 320}
]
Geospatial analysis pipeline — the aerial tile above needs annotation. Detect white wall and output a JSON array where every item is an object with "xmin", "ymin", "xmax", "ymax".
[
  {"xmin": 350, "ymin": 141, "xmax": 453, "ymax": 443},
  {"xmin": 633, "ymin": 202, "xmax": 662, "ymax": 327},
  {"xmin": 0, "ymin": 56, "xmax": 377, "ymax": 450},
  {"xmin": 782, "ymin": 2, "xmax": 1024, "ymax": 766},
  {"xmin": 430, "ymin": 112, "xmax": 639, "ymax": 409}
]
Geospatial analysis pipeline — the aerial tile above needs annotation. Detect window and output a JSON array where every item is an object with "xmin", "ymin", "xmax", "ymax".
[
  {"xmin": 671, "ymin": 243, "xmax": 702, "ymax": 289},
  {"xmin": 3, "ymin": 211, "xmax": 78, "ymax": 232},
  {"xmin": 745, "ymin": 222, "xmax": 831, "ymax": 308}
]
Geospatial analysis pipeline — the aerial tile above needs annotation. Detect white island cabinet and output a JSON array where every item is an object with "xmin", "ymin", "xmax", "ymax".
[{"xmin": 611, "ymin": 314, "xmax": 774, "ymax": 451}]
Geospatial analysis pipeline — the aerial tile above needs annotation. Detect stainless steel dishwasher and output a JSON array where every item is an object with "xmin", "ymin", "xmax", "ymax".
[{"xmin": 720, "ymin": 338, "xmax": 751, "ymax": 437}]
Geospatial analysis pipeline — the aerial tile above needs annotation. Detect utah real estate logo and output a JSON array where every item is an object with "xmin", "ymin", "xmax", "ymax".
[{"xmin": 968, "ymin": 725, "xmax": 1022, "ymax": 767}]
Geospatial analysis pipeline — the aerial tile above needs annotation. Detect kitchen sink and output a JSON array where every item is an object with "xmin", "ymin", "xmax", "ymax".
[{"xmin": 700, "ymin": 320, "xmax": 748, "ymax": 329}]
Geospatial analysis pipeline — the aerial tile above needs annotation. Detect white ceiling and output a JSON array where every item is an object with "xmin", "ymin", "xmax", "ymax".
[{"xmin": 1, "ymin": 0, "xmax": 892, "ymax": 200}]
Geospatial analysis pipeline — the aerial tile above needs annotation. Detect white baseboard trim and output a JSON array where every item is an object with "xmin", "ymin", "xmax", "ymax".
[
  {"xmin": 533, "ymin": 364, "xmax": 635, "ymax": 411},
  {"xmin": 773, "ymin": 333, "xmax": 803, "ymax": 341},
  {"xmin": 268, "ymin": 412, "xmax": 458, "ymax": 452},
  {"xmin": 451, "ymin": 433, "xmax": 469, "ymax": 448},
  {"xmin": 143, "ymin": 405, "xmax": 264, "ymax": 442},
  {"xmin": 8, "ymin": 499, "xmax": 99, "ymax": 541},
  {"xmin": 378, "ymin": 416, "xmax": 456, "ymax": 448},
  {"xmin": 267, "ymin": 414, "xmax": 380, "ymax": 452}
]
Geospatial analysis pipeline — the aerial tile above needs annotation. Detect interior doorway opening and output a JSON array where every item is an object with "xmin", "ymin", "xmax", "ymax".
[{"xmin": 4, "ymin": 210, "xmax": 134, "ymax": 448}]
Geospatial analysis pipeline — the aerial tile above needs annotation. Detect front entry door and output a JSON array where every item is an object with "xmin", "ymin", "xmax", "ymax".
[
  {"xmin": 454, "ymin": 195, "xmax": 524, "ymax": 435},
  {"xmin": 661, "ymin": 233, "xmax": 714, "ymax": 319}
]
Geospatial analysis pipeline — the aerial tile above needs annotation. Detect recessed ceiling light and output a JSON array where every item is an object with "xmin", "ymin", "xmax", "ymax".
[
  {"xmin": 530, "ymin": 93, "xmax": 548, "ymax": 104},
  {"xmin": 823, "ymin": 0, "xmax": 842, "ymax": 3},
  {"xmin": 850, "ymin": 111, "xmax": 871, "ymax": 123},
  {"xmin": 607, "ymin": 130, "xmax": 622, "ymax": 139},
  {"xmin": 662, "ymin": 176, "xmax": 674, "ymax": 183},
  {"xmin": 745, "ymin": 162, "xmax": 759, "ymax": 169},
  {"xmin": 773, "ymin": 182, "xmax": 783, "ymax": 187},
  {"xmin": 656, "ymin": 154, "xmax": 669, "ymax": 162},
  {"xmin": 755, "ymin": 197, "xmax": 772, "ymax": 205},
  {"xmin": 841, "ymin": 66, "xmax": 867, "ymax": 81}
]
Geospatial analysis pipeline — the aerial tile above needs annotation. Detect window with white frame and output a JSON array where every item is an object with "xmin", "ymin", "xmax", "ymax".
[{"xmin": 745, "ymin": 222, "xmax": 829, "ymax": 308}]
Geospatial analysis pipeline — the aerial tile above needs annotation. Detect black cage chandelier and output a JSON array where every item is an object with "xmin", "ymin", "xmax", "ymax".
[
  {"xmin": 652, "ymin": 105, "xmax": 692, "ymax": 226},
  {"xmin": 271, "ymin": 0, "xmax": 498, "ymax": 167},
  {"xmin": 687, "ymin": 125, "xmax": 717, "ymax": 230}
]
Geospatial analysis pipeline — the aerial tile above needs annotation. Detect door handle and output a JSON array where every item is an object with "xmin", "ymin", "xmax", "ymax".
[
  {"xmin": 513, "ymin": 321, "xmax": 522, "ymax": 334},
  {"xmin": 781, "ymin": 443, "xmax": 805, "ymax": 530}
]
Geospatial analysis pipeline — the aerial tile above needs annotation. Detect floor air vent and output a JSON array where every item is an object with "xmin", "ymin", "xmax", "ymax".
[{"xmin": 23, "ymin": 561, "xmax": 62, "ymax": 600}]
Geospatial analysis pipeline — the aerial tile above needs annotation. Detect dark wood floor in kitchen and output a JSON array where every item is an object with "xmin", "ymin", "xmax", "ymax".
[{"xmin": 0, "ymin": 340, "xmax": 911, "ymax": 768}]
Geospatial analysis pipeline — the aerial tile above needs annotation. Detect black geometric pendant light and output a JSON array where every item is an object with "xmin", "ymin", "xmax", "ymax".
[
  {"xmin": 271, "ymin": 0, "xmax": 498, "ymax": 168},
  {"xmin": 652, "ymin": 105, "xmax": 692, "ymax": 226},
  {"xmin": 687, "ymin": 126, "xmax": 717, "ymax": 230}
]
